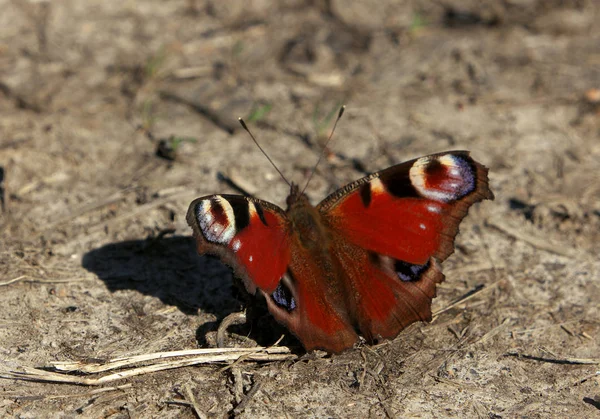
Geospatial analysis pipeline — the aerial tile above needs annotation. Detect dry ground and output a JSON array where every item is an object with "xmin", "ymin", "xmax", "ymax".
[{"xmin": 1, "ymin": 0, "xmax": 599, "ymax": 417}]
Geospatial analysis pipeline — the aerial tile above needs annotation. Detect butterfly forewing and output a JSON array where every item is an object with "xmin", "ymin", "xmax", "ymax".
[
  {"xmin": 318, "ymin": 151, "xmax": 494, "ymax": 263},
  {"xmin": 186, "ymin": 195, "xmax": 291, "ymax": 294}
]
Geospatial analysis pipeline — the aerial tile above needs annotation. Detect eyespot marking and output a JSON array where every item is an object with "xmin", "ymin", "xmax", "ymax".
[
  {"xmin": 271, "ymin": 274, "xmax": 297, "ymax": 312},
  {"xmin": 395, "ymin": 260, "xmax": 431, "ymax": 282},
  {"xmin": 409, "ymin": 154, "xmax": 476, "ymax": 202},
  {"xmin": 196, "ymin": 197, "xmax": 237, "ymax": 245}
]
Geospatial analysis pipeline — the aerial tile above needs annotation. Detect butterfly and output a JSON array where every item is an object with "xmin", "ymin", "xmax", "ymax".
[{"xmin": 187, "ymin": 119, "xmax": 493, "ymax": 353}]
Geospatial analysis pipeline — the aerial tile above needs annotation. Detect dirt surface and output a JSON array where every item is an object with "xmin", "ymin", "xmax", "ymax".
[{"xmin": 1, "ymin": 0, "xmax": 599, "ymax": 417}]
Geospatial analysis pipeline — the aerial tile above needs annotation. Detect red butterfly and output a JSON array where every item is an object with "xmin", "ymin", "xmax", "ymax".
[{"xmin": 187, "ymin": 115, "xmax": 493, "ymax": 353}]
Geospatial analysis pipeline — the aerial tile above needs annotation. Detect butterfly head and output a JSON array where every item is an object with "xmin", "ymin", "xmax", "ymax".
[{"xmin": 285, "ymin": 183, "xmax": 310, "ymax": 210}]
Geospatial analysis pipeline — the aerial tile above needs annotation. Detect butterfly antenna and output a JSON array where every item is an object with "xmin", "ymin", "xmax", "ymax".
[
  {"xmin": 238, "ymin": 118, "xmax": 291, "ymax": 187},
  {"xmin": 301, "ymin": 105, "xmax": 345, "ymax": 194}
]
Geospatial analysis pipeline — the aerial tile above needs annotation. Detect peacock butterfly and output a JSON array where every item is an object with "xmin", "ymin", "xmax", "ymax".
[{"xmin": 187, "ymin": 112, "xmax": 494, "ymax": 353}]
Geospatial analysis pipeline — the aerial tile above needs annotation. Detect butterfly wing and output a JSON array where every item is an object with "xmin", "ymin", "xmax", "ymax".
[
  {"xmin": 261, "ymin": 243, "xmax": 360, "ymax": 352},
  {"xmin": 186, "ymin": 195, "xmax": 291, "ymax": 295},
  {"xmin": 319, "ymin": 151, "xmax": 493, "ymax": 264},
  {"xmin": 187, "ymin": 193, "xmax": 359, "ymax": 350},
  {"xmin": 318, "ymin": 151, "xmax": 494, "ymax": 344}
]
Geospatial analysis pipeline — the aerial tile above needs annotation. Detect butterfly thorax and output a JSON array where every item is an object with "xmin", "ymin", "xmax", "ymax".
[{"xmin": 286, "ymin": 183, "xmax": 330, "ymax": 251}]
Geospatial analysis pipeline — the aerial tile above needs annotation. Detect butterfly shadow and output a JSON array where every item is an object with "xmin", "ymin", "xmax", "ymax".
[{"xmin": 81, "ymin": 235, "xmax": 300, "ymax": 350}]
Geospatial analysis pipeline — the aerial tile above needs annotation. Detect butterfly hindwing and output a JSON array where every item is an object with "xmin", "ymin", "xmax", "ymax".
[
  {"xmin": 263, "ymin": 248, "xmax": 359, "ymax": 352},
  {"xmin": 330, "ymin": 238, "xmax": 445, "ymax": 343},
  {"xmin": 186, "ymin": 195, "xmax": 291, "ymax": 294}
]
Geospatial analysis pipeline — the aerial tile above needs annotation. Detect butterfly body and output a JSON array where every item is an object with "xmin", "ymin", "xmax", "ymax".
[{"xmin": 187, "ymin": 151, "xmax": 493, "ymax": 353}]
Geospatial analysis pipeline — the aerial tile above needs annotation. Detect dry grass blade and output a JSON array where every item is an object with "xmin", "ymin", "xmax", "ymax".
[
  {"xmin": 510, "ymin": 318, "xmax": 584, "ymax": 335},
  {"xmin": 1, "ymin": 367, "xmax": 104, "ymax": 386},
  {"xmin": 171, "ymin": 65, "xmax": 211, "ymax": 79},
  {"xmin": 486, "ymin": 216, "xmax": 578, "ymax": 257},
  {"xmin": 0, "ymin": 275, "xmax": 27, "ymax": 287},
  {"xmin": 1, "ymin": 346, "xmax": 295, "ymax": 386},
  {"xmin": 0, "ymin": 275, "xmax": 89, "ymax": 287},
  {"xmin": 506, "ymin": 351, "xmax": 600, "ymax": 365},
  {"xmin": 5, "ymin": 384, "xmax": 133, "ymax": 401},
  {"xmin": 44, "ymin": 189, "xmax": 128, "ymax": 230},
  {"xmin": 159, "ymin": 90, "xmax": 238, "ymax": 134},
  {"xmin": 472, "ymin": 318, "xmax": 511, "ymax": 345},
  {"xmin": 432, "ymin": 279, "xmax": 503, "ymax": 319},
  {"xmin": 85, "ymin": 189, "xmax": 198, "ymax": 234},
  {"xmin": 52, "ymin": 346, "xmax": 291, "ymax": 373}
]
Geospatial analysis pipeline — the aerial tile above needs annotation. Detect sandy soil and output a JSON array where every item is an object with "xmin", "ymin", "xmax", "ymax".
[{"xmin": 1, "ymin": 0, "xmax": 599, "ymax": 417}]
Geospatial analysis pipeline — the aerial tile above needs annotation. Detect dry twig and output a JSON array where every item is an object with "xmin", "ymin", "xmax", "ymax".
[
  {"xmin": 231, "ymin": 367, "xmax": 244, "ymax": 404},
  {"xmin": 183, "ymin": 384, "xmax": 208, "ymax": 419},
  {"xmin": 571, "ymin": 371, "xmax": 600, "ymax": 388},
  {"xmin": 505, "ymin": 350, "xmax": 600, "ymax": 365},
  {"xmin": 3, "ymin": 384, "xmax": 132, "ymax": 401},
  {"xmin": 217, "ymin": 311, "xmax": 248, "ymax": 348},
  {"xmin": 233, "ymin": 381, "xmax": 262, "ymax": 416}
]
